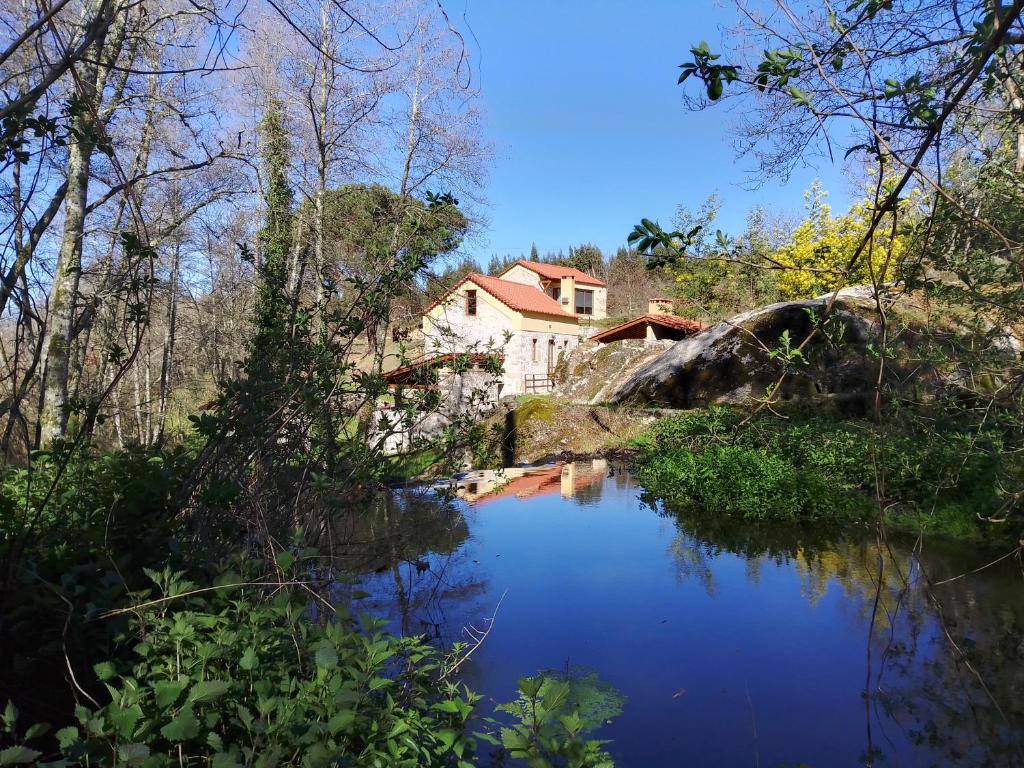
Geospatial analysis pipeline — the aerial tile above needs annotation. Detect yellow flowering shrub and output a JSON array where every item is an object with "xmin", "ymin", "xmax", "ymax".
[{"xmin": 774, "ymin": 182, "xmax": 910, "ymax": 299}]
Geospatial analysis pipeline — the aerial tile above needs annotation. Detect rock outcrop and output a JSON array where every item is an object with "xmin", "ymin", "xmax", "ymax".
[
  {"xmin": 609, "ymin": 292, "xmax": 888, "ymax": 410},
  {"xmin": 552, "ymin": 339, "xmax": 672, "ymax": 404}
]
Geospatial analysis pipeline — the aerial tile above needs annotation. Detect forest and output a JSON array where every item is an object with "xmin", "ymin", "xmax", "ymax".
[{"xmin": 1, "ymin": 0, "xmax": 1023, "ymax": 766}]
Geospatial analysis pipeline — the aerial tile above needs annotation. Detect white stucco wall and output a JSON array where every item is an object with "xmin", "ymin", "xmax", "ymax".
[{"xmin": 498, "ymin": 264, "xmax": 544, "ymax": 290}]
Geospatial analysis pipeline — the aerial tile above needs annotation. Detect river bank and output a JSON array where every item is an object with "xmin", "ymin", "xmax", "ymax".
[{"xmin": 465, "ymin": 398, "xmax": 1022, "ymax": 546}]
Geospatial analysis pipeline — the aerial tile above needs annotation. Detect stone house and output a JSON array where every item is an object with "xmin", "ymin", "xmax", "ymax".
[
  {"xmin": 495, "ymin": 260, "xmax": 608, "ymax": 320},
  {"xmin": 421, "ymin": 261, "xmax": 608, "ymax": 396}
]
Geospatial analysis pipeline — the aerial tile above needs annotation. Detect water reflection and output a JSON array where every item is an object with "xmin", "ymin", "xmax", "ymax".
[
  {"xmin": 456, "ymin": 460, "xmax": 609, "ymax": 505},
  {"xmin": 345, "ymin": 461, "xmax": 1024, "ymax": 767}
]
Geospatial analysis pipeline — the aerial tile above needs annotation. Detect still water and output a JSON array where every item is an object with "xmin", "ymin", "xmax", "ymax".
[{"xmin": 346, "ymin": 460, "xmax": 1024, "ymax": 767}]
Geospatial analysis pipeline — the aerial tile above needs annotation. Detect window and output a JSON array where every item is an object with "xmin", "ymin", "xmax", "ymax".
[
  {"xmin": 575, "ymin": 288, "xmax": 594, "ymax": 315},
  {"xmin": 466, "ymin": 289, "xmax": 477, "ymax": 316},
  {"xmin": 532, "ymin": 338, "xmax": 538, "ymax": 362}
]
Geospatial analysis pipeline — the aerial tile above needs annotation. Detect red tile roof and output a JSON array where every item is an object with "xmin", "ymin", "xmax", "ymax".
[
  {"xmin": 590, "ymin": 313, "xmax": 704, "ymax": 343},
  {"xmin": 502, "ymin": 259, "xmax": 606, "ymax": 287},
  {"xmin": 382, "ymin": 353, "xmax": 502, "ymax": 386},
  {"xmin": 433, "ymin": 273, "xmax": 573, "ymax": 319}
]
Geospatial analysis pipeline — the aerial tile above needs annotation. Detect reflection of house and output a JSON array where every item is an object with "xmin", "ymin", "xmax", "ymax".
[
  {"xmin": 422, "ymin": 262, "xmax": 607, "ymax": 395},
  {"xmin": 458, "ymin": 460, "xmax": 608, "ymax": 504},
  {"xmin": 591, "ymin": 299, "xmax": 703, "ymax": 345}
]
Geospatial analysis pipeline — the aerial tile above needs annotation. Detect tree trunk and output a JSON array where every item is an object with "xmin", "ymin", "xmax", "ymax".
[
  {"xmin": 39, "ymin": 2, "xmax": 128, "ymax": 445},
  {"xmin": 40, "ymin": 115, "xmax": 95, "ymax": 444},
  {"xmin": 156, "ymin": 235, "xmax": 182, "ymax": 444}
]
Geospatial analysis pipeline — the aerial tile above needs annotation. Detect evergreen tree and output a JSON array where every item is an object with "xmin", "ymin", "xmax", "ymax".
[{"xmin": 529, "ymin": 242, "xmax": 539, "ymax": 261}]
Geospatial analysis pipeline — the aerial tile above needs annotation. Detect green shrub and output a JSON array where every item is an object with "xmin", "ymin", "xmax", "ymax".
[
  {"xmin": 634, "ymin": 406, "xmax": 1018, "ymax": 538},
  {"xmin": 639, "ymin": 445, "xmax": 843, "ymax": 521},
  {"xmin": 484, "ymin": 666, "xmax": 623, "ymax": 768}
]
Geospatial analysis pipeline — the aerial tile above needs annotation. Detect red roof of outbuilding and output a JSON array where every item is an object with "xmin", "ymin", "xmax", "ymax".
[
  {"xmin": 382, "ymin": 353, "xmax": 502, "ymax": 386},
  {"xmin": 502, "ymin": 259, "xmax": 605, "ymax": 287},
  {"xmin": 430, "ymin": 273, "xmax": 573, "ymax": 319},
  {"xmin": 590, "ymin": 313, "xmax": 704, "ymax": 343}
]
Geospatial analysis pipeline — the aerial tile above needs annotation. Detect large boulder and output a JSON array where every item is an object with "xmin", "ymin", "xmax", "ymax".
[
  {"xmin": 552, "ymin": 339, "xmax": 671, "ymax": 404},
  {"xmin": 608, "ymin": 293, "xmax": 885, "ymax": 410}
]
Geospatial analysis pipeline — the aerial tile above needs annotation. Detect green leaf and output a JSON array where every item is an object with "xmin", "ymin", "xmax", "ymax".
[
  {"xmin": 327, "ymin": 709, "xmax": 355, "ymax": 734},
  {"xmin": 55, "ymin": 726, "xmax": 79, "ymax": 750},
  {"xmin": 239, "ymin": 648, "xmax": 258, "ymax": 671},
  {"xmin": 212, "ymin": 753, "xmax": 242, "ymax": 768},
  {"xmin": 436, "ymin": 729, "xmax": 459, "ymax": 751},
  {"xmin": 0, "ymin": 747, "xmax": 42, "ymax": 766},
  {"xmin": 154, "ymin": 680, "xmax": 187, "ymax": 709},
  {"xmin": 275, "ymin": 551, "xmax": 295, "ymax": 571},
  {"xmin": 93, "ymin": 661, "xmax": 117, "ymax": 681},
  {"xmin": 188, "ymin": 680, "xmax": 231, "ymax": 704},
  {"xmin": 117, "ymin": 743, "xmax": 150, "ymax": 766},
  {"xmin": 23, "ymin": 723, "xmax": 49, "ymax": 740},
  {"xmin": 314, "ymin": 645, "xmax": 338, "ymax": 670},
  {"xmin": 160, "ymin": 706, "xmax": 200, "ymax": 742},
  {"xmin": 109, "ymin": 703, "xmax": 143, "ymax": 739}
]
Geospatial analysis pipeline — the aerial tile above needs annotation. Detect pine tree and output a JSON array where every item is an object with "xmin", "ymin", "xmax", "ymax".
[{"xmin": 529, "ymin": 242, "xmax": 539, "ymax": 261}]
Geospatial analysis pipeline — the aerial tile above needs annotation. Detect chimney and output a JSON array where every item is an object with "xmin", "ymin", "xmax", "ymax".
[
  {"xmin": 648, "ymin": 297, "xmax": 674, "ymax": 315},
  {"xmin": 560, "ymin": 275, "xmax": 576, "ymax": 312}
]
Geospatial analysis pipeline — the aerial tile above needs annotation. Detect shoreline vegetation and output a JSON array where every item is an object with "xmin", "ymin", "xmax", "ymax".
[
  {"xmin": 462, "ymin": 398, "xmax": 1018, "ymax": 547},
  {"xmin": 631, "ymin": 406, "xmax": 1020, "ymax": 545}
]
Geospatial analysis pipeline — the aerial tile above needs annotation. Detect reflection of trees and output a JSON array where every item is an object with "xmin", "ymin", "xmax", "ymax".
[
  {"xmin": 328, "ymin": 489, "xmax": 470, "ymax": 572},
  {"xmin": 325, "ymin": 491, "xmax": 487, "ymax": 644},
  {"xmin": 647, "ymin": 493, "xmax": 1024, "ymax": 766},
  {"xmin": 667, "ymin": 533, "xmax": 719, "ymax": 596}
]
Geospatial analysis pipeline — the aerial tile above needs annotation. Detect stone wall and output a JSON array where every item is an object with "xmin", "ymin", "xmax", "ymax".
[
  {"xmin": 376, "ymin": 367, "xmax": 501, "ymax": 455},
  {"xmin": 511, "ymin": 329, "xmax": 580, "ymax": 393}
]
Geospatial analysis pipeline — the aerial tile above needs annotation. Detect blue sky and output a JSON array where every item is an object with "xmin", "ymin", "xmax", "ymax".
[{"xmin": 458, "ymin": 0, "xmax": 854, "ymax": 264}]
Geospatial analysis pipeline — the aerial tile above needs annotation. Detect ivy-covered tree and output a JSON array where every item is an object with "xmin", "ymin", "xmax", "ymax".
[{"xmin": 253, "ymin": 96, "xmax": 294, "ymax": 368}]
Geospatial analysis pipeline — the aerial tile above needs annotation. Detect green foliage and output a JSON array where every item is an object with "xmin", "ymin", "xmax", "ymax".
[
  {"xmin": 639, "ymin": 443, "xmax": 838, "ymax": 522},
  {"xmin": 485, "ymin": 667, "xmax": 624, "ymax": 768},
  {"xmin": 677, "ymin": 41, "xmax": 739, "ymax": 101},
  {"xmin": 255, "ymin": 96, "xmax": 294, "ymax": 344},
  {"xmin": 635, "ymin": 407, "xmax": 1018, "ymax": 538},
  {"xmin": 2, "ymin": 557, "xmax": 480, "ymax": 767},
  {"xmin": 1, "ymin": 557, "xmax": 625, "ymax": 768},
  {"xmin": 318, "ymin": 184, "xmax": 468, "ymax": 290},
  {"xmin": 626, "ymin": 218, "xmax": 702, "ymax": 271}
]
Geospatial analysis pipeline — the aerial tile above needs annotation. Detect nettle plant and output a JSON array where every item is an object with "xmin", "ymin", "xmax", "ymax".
[
  {"xmin": 2, "ymin": 555, "xmax": 481, "ymax": 768},
  {"xmin": 1, "ymin": 555, "xmax": 626, "ymax": 768}
]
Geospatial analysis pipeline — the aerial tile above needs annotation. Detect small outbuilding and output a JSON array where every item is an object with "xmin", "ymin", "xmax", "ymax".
[{"xmin": 590, "ymin": 299, "xmax": 704, "ymax": 344}]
